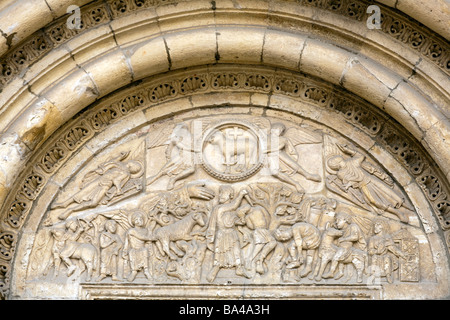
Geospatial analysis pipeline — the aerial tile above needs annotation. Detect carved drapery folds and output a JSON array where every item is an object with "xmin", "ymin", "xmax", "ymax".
[
  {"xmin": 25, "ymin": 113, "xmax": 422, "ymax": 289},
  {"xmin": 1, "ymin": 67, "xmax": 448, "ymax": 299}
]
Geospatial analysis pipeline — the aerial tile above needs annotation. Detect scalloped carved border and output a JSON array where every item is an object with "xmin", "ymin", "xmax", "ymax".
[
  {"xmin": 0, "ymin": 65, "xmax": 448, "ymax": 298},
  {"xmin": 0, "ymin": 0, "xmax": 449, "ymax": 92}
]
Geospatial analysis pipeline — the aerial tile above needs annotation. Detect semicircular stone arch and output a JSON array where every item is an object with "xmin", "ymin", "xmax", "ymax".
[
  {"xmin": 0, "ymin": 0, "xmax": 448, "ymax": 300},
  {"xmin": 2, "ymin": 64, "xmax": 449, "ymax": 299}
]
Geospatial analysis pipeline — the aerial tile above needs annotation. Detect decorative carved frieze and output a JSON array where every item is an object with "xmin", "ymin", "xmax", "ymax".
[
  {"xmin": 17, "ymin": 111, "xmax": 426, "ymax": 300},
  {"xmin": 0, "ymin": 0, "xmax": 448, "ymax": 92},
  {"xmin": 0, "ymin": 66, "xmax": 448, "ymax": 299}
]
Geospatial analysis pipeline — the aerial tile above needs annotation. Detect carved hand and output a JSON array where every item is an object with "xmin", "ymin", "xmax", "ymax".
[
  {"xmin": 337, "ymin": 143, "xmax": 356, "ymax": 155},
  {"xmin": 384, "ymin": 176, "xmax": 394, "ymax": 188},
  {"xmin": 186, "ymin": 182, "xmax": 215, "ymax": 200}
]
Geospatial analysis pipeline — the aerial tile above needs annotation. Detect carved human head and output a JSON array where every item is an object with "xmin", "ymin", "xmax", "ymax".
[
  {"xmin": 104, "ymin": 219, "xmax": 117, "ymax": 233},
  {"xmin": 334, "ymin": 209, "xmax": 352, "ymax": 229},
  {"xmin": 373, "ymin": 218, "xmax": 390, "ymax": 235},
  {"xmin": 273, "ymin": 226, "xmax": 292, "ymax": 241},
  {"xmin": 218, "ymin": 185, "xmax": 234, "ymax": 203},
  {"xmin": 327, "ymin": 155, "xmax": 345, "ymax": 170},
  {"xmin": 126, "ymin": 160, "xmax": 142, "ymax": 174},
  {"xmin": 171, "ymin": 122, "xmax": 190, "ymax": 141},
  {"xmin": 130, "ymin": 210, "xmax": 146, "ymax": 227}
]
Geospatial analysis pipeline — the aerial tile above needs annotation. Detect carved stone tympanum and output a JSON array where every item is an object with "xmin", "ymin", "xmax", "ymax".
[{"xmin": 22, "ymin": 109, "xmax": 432, "ymax": 299}]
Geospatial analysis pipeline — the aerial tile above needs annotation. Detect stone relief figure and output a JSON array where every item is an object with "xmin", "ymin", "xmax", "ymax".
[
  {"xmin": 122, "ymin": 210, "xmax": 153, "ymax": 282},
  {"xmin": 98, "ymin": 219, "xmax": 123, "ymax": 281},
  {"xmin": 151, "ymin": 211, "xmax": 206, "ymax": 261},
  {"xmin": 165, "ymin": 239, "xmax": 207, "ymax": 283},
  {"xmin": 206, "ymin": 126, "xmax": 258, "ymax": 174},
  {"xmin": 44, "ymin": 228, "xmax": 68, "ymax": 279},
  {"xmin": 271, "ymin": 194, "xmax": 313, "ymax": 231},
  {"xmin": 367, "ymin": 218, "xmax": 407, "ymax": 284},
  {"xmin": 206, "ymin": 186, "xmax": 252, "ymax": 282},
  {"xmin": 147, "ymin": 123, "xmax": 196, "ymax": 190},
  {"xmin": 141, "ymin": 182, "xmax": 214, "ymax": 236},
  {"xmin": 246, "ymin": 183, "xmax": 311, "ymax": 229},
  {"xmin": 49, "ymin": 220, "xmax": 98, "ymax": 281},
  {"xmin": 265, "ymin": 122, "xmax": 322, "ymax": 193},
  {"xmin": 27, "ymin": 116, "xmax": 424, "ymax": 289},
  {"xmin": 51, "ymin": 151, "xmax": 144, "ymax": 220},
  {"xmin": 315, "ymin": 209, "xmax": 368, "ymax": 283},
  {"xmin": 132, "ymin": 181, "xmax": 214, "ymax": 282},
  {"xmin": 273, "ymin": 221, "xmax": 321, "ymax": 278},
  {"xmin": 326, "ymin": 142, "xmax": 413, "ymax": 223},
  {"xmin": 29, "ymin": 182, "xmax": 421, "ymax": 286},
  {"xmin": 237, "ymin": 204, "xmax": 277, "ymax": 275}
]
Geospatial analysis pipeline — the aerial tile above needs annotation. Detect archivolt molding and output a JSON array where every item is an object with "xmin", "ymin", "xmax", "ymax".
[
  {"xmin": 0, "ymin": 0, "xmax": 448, "ymax": 85},
  {"xmin": 0, "ymin": 0, "xmax": 448, "ymax": 300},
  {"xmin": 0, "ymin": 1, "xmax": 448, "ymax": 192},
  {"xmin": 0, "ymin": 0, "xmax": 447, "ymax": 54},
  {"xmin": 1, "ymin": 65, "xmax": 449, "ymax": 299}
]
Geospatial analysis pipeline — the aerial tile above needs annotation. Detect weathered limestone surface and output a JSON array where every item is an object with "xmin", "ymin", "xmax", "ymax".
[{"xmin": 0, "ymin": 0, "xmax": 448, "ymax": 300}]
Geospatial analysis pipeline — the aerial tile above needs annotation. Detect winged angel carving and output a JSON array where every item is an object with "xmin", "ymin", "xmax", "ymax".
[
  {"xmin": 265, "ymin": 122, "xmax": 322, "ymax": 193},
  {"xmin": 146, "ymin": 122, "xmax": 196, "ymax": 190},
  {"xmin": 146, "ymin": 120, "xmax": 323, "ymax": 193},
  {"xmin": 51, "ymin": 146, "xmax": 145, "ymax": 220},
  {"xmin": 324, "ymin": 136, "xmax": 414, "ymax": 223}
]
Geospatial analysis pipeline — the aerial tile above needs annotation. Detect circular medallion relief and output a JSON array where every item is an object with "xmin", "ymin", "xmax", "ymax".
[{"xmin": 201, "ymin": 121, "xmax": 265, "ymax": 181}]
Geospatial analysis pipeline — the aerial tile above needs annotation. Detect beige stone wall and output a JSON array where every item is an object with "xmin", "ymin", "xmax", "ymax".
[{"xmin": 0, "ymin": 0, "xmax": 448, "ymax": 299}]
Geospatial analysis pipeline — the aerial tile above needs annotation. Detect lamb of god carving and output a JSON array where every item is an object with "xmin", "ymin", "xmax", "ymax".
[{"xmin": 28, "ymin": 116, "xmax": 420, "ymax": 287}]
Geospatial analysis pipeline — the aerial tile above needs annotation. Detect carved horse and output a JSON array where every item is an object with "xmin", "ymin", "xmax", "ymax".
[
  {"xmin": 59, "ymin": 240, "xmax": 98, "ymax": 282},
  {"xmin": 152, "ymin": 212, "xmax": 206, "ymax": 260},
  {"xmin": 313, "ymin": 224, "xmax": 368, "ymax": 283}
]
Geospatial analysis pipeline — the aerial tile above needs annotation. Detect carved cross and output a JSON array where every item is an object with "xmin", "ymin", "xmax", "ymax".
[
  {"xmin": 227, "ymin": 127, "xmax": 244, "ymax": 161},
  {"xmin": 227, "ymin": 126, "xmax": 244, "ymax": 141}
]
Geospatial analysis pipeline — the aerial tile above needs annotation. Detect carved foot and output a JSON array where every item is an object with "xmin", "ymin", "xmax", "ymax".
[
  {"xmin": 167, "ymin": 179, "xmax": 175, "ymax": 190},
  {"xmin": 67, "ymin": 265, "xmax": 77, "ymax": 277},
  {"xmin": 144, "ymin": 269, "xmax": 152, "ymax": 281},
  {"xmin": 236, "ymin": 266, "xmax": 252, "ymax": 279},
  {"xmin": 294, "ymin": 184, "xmax": 305, "ymax": 193},
  {"xmin": 334, "ymin": 270, "xmax": 345, "ymax": 280},
  {"xmin": 356, "ymin": 274, "xmax": 363, "ymax": 283},
  {"xmin": 255, "ymin": 260, "xmax": 265, "ymax": 275},
  {"xmin": 206, "ymin": 266, "xmax": 219, "ymax": 283},
  {"xmin": 299, "ymin": 265, "xmax": 312, "ymax": 278},
  {"xmin": 398, "ymin": 213, "xmax": 410, "ymax": 224},
  {"xmin": 51, "ymin": 202, "xmax": 63, "ymax": 210},
  {"xmin": 58, "ymin": 211, "xmax": 72, "ymax": 220},
  {"xmin": 98, "ymin": 274, "xmax": 107, "ymax": 282},
  {"xmin": 307, "ymin": 173, "xmax": 322, "ymax": 182},
  {"xmin": 127, "ymin": 271, "xmax": 137, "ymax": 282}
]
